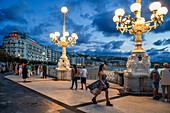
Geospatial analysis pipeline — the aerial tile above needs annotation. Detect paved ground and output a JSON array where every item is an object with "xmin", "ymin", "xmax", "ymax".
[{"xmin": 1, "ymin": 73, "xmax": 170, "ymax": 113}]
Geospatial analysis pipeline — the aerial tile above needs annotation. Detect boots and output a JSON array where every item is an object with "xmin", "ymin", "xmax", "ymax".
[
  {"xmin": 92, "ymin": 98, "xmax": 97, "ymax": 104},
  {"xmin": 106, "ymin": 101, "xmax": 113, "ymax": 106}
]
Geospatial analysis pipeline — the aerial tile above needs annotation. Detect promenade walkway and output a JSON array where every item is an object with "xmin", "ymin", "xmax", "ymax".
[{"xmin": 3, "ymin": 74, "xmax": 170, "ymax": 113}]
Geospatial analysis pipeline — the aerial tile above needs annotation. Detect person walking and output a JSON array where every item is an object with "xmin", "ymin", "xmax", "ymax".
[
  {"xmin": 88, "ymin": 64, "xmax": 113, "ymax": 106},
  {"xmin": 70, "ymin": 64, "xmax": 80, "ymax": 90},
  {"xmin": 15, "ymin": 63, "xmax": 18, "ymax": 75},
  {"xmin": 150, "ymin": 64, "xmax": 160, "ymax": 100},
  {"xmin": 27, "ymin": 64, "xmax": 32, "ymax": 77},
  {"xmin": 22, "ymin": 65, "xmax": 28, "ymax": 82},
  {"xmin": 35, "ymin": 64, "xmax": 39, "ymax": 75},
  {"xmin": 40, "ymin": 63, "xmax": 43, "ymax": 78},
  {"xmin": 18, "ymin": 63, "xmax": 22, "ymax": 76},
  {"xmin": 160, "ymin": 63, "xmax": 170, "ymax": 102},
  {"xmin": 80, "ymin": 65, "xmax": 88, "ymax": 90},
  {"xmin": 43, "ymin": 63, "xmax": 47, "ymax": 79}
]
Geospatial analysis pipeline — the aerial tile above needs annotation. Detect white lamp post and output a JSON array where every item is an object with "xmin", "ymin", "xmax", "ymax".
[
  {"xmin": 42, "ymin": 52, "xmax": 45, "ymax": 63},
  {"xmin": 49, "ymin": 7, "xmax": 78, "ymax": 80},
  {"xmin": 113, "ymin": 0, "xmax": 168, "ymax": 95}
]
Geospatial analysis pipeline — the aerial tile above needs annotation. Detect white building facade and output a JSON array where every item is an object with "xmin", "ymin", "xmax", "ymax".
[{"xmin": 2, "ymin": 30, "xmax": 61, "ymax": 63}]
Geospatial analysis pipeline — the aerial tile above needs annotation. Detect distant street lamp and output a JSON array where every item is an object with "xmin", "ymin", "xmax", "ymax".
[
  {"xmin": 42, "ymin": 52, "xmax": 45, "ymax": 63},
  {"xmin": 46, "ymin": 58, "xmax": 48, "ymax": 65},
  {"xmin": 18, "ymin": 54, "xmax": 21, "ymax": 58},
  {"xmin": 113, "ymin": 0, "xmax": 168, "ymax": 94},
  {"xmin": 49, "ymin": 6, "xmax": 79, "ymax": 80}
]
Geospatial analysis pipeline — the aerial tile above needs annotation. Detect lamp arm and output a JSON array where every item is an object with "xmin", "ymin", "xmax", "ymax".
[{"xmin": 147, "ymin": 26, "xmax": 155, "ymax": 33}]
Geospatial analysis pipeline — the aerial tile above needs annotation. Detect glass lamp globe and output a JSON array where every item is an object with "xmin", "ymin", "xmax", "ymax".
[
  {"xmin": 130, "ymin": 3, "xmax": 141, "ymax": 12},
  {"xmin": 113, "ymin": 15, "xmax": 119, "ymax": 22},
  {"xmin": 157, "ymin": 7, "xmax": 168, "ymax": 15},
  {"xmin": 149, "ymin": 2, "xmax": 161, "ymax": 11},
  {"xmin": 61, "ymin": 7, "xmax": 68, "ymax": 13},
  {"xmin": 115, "ymin": 8, "xmax": 125, "ymax": 16},
  {"xmin": 68, "ymin": 37, "xmax": 72, "ymax": 40},
  {"xmin": 60, "ymin": 37, "xmax": 66, "ymax": 41},
  {"xmin": 64, "ymin": 32, "xmax": 69, "ymax": 37},
  {"xmin": 55, "ymin": 32, "xmax": 60, "ymax": 37},
  {"xmin": 75, "ymin": 36, "xmax": 78, "ymax": 40},
  {"xmin": 71, "ymin": 33, "xmax": 77, "ymax": 38},
  {"xmin": 50, "ymin": 33, "xmax": 55, "ymax": 38}
]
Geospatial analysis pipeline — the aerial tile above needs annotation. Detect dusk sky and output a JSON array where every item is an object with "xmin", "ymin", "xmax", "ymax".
[{"xmin": 0, "ymin": 0, "xmax": 170, "ymax": 62}]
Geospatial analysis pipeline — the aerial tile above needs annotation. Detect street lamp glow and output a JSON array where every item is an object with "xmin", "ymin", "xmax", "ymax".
[
  {"xmin": 130, "ymin": 3, "xmax": 141, "ymax": 12},
  {"xmin": 71, "ymin": 33, "xmax": 77, "ymax": 38},
  {"xmin": 64, "ymin": 32, "xmax": 69, "ymax": 37},
  {"xmin": 68, "ymin": 37, "xmax": 72, "ymax": 40},
  {"xmin": 55, "ymin": 32, "xmax": 60, "ymax": 37},
  {"xmin": 115, "ymin": 8, "xmax": 125, "ymax": 17},
  {"xmin": 50, "ymin": 33, "xmax": 55, "ymax": 38},
  {"xmin": 61, "ymin": 7, "xmax": 68, "ymax": 13},
  {"xmin": 149, "ymin": 2, "xmax": 161, "ymax": 11},
  {"xmin": 113, "ymin": 15, "xmax": 119, "ymax": 22},
  {"xmin": 18, "ymin": 54, "xmax": 21, "ymax": 57},
  {"xmin": 157, "ymin": 7, "xmax": 168, "ymax": 15},
  {"xmin": 42, "ymin": 52, "xmax": 45, "ymax": 56}
]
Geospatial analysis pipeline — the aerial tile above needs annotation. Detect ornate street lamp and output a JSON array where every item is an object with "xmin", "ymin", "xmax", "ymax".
[
  {"xmin": 42, "ymin": 52, "xmax": 45, "ymax": 63},
  {"xmin": 113, "ymin": 0, "xmax": 168, "ymax": 94},
  {"xmin": 49, "ymin": 7, "xmax": 78, "ymax": 80},
  {"xmin": 18, "ymin": 54, "xmax": 21, "ymax": 58}
]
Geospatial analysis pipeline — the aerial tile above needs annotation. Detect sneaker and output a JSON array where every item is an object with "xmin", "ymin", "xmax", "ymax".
[
  {"xmin": 86, "ymin": 87, "xmax": 88, "ymax": 90},
  {"xmin": 70, "ymin": 87, "xmax": 73, "ymax": 90},
  {"xmin": 156, "ymin": 96, "xmax": 161, "ymax": 99},
  {"xmin": 160, "ymin": 98, "xmax": 165, "ymax": 102},
  {"xmin": 92, "ymin": 98, "xmax": 97, "ymax": 104},
  {"xmin": 75, "ymin": 88, "xmax": 77, "ymax": 90},
  {"xmin": 81, "ymin": 88, "xmax": 83, "ymax": 90},
  {"xmin": 106, "ymin": 101, "xmax": 113, "ymax": 106},
  {"xmin": 167, "ymin": 99, "xmax": 170, "ymax": 102},
  {"xmin": 153, "ymin": 97, "xmax": 159, "ymax": 100}
]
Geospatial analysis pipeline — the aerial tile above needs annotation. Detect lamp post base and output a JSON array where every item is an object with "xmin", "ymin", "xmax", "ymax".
[
  {"xmin": 56, "ymin": 56, "xmax": 71, "ymax": 80},
  {"xmin": 123, "ymin": 70, "xmax": 153, "ymax": 95},
  {"xmin": 123, "ymin": 53, "xmax": 153, "ymax": 95},
  {"xmin": 56, "ymin": 68, "xmax": 71, "ymax": 80}
]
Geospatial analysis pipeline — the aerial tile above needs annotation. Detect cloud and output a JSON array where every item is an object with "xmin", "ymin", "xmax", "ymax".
[
  {"xmin": 91, "ymin": 11, "xmax": 118, "ymax": 37},
  {"xmin": 153, "ymin": 39, "xmax": 170, "ymax": 46},
  {"xmin": 81, "ymin": 48, "xmax": 131, "ymax": 57},
  {"xmin": 29, "ymin": 22, "xmax": 54, "ymax": 36},
  {"xmin": 0, "ymin": 2, "xmax": 31, "ymax": 24},
  {"xmin": 0, "ymin": 25, "xmax": 27, "ymax": 36},
  {"xmin": 103, "ymin": 40, "xmax": 124, "ymax": 49},
  {"xmin": 146, "ymin": 47, "xmax": 170, "ymax": 62}
]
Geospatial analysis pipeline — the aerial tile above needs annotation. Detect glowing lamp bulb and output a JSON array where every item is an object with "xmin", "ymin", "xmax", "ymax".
[
  {"xmin": 50, "ymin": 33, "xmax": 55, "ymax": 38},
  {"xmin": 149, "ymin": 2, "xmax": 161, "ymax": 11},
  {"xmin": 113, "ymin": 15, "xmax": 119, "ymax": 22},
  {"xmin": 61, "ymin": 7, "xmax": 68, "ymax": 13},
  {"xmin": 157, "ymin": 7, "xmax": 168, "ymax": 15},
  {"xmin": 130, "ymin": 3, "xmax": 141, "ymax": 12},
  {"xmin": 115, "ymin": 8, "xmax": 125, "ymax": 16},
  {"xmin": 55, "ymin": 32, "xmax": 60, "ymax": 37}
]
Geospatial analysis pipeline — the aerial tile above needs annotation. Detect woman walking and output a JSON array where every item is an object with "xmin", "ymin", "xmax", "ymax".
[
  {"xmin": 22, "ymin": 65, "xmax": 28, "ymax": 82},
  {"xmin": 70, "ymin": 64, "xmax": 80, "ymax": 90},
  {"xmin": 160, "ymin": 63, "xmax": 170, "ymax": 102},
  {"xmin": 88, "ymin": 64, "xmax": 113, "ymax": 106}
]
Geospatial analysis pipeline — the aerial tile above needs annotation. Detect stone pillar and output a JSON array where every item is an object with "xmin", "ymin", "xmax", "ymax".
[{"xmin": 123, "ymin": 53, "xmax": 153, "ymax": 95}]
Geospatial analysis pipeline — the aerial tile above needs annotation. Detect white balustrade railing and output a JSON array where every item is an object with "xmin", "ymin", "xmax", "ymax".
[{"xmin": 47, "ymin": 68, "xmax": 122, "ymax": 84}]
